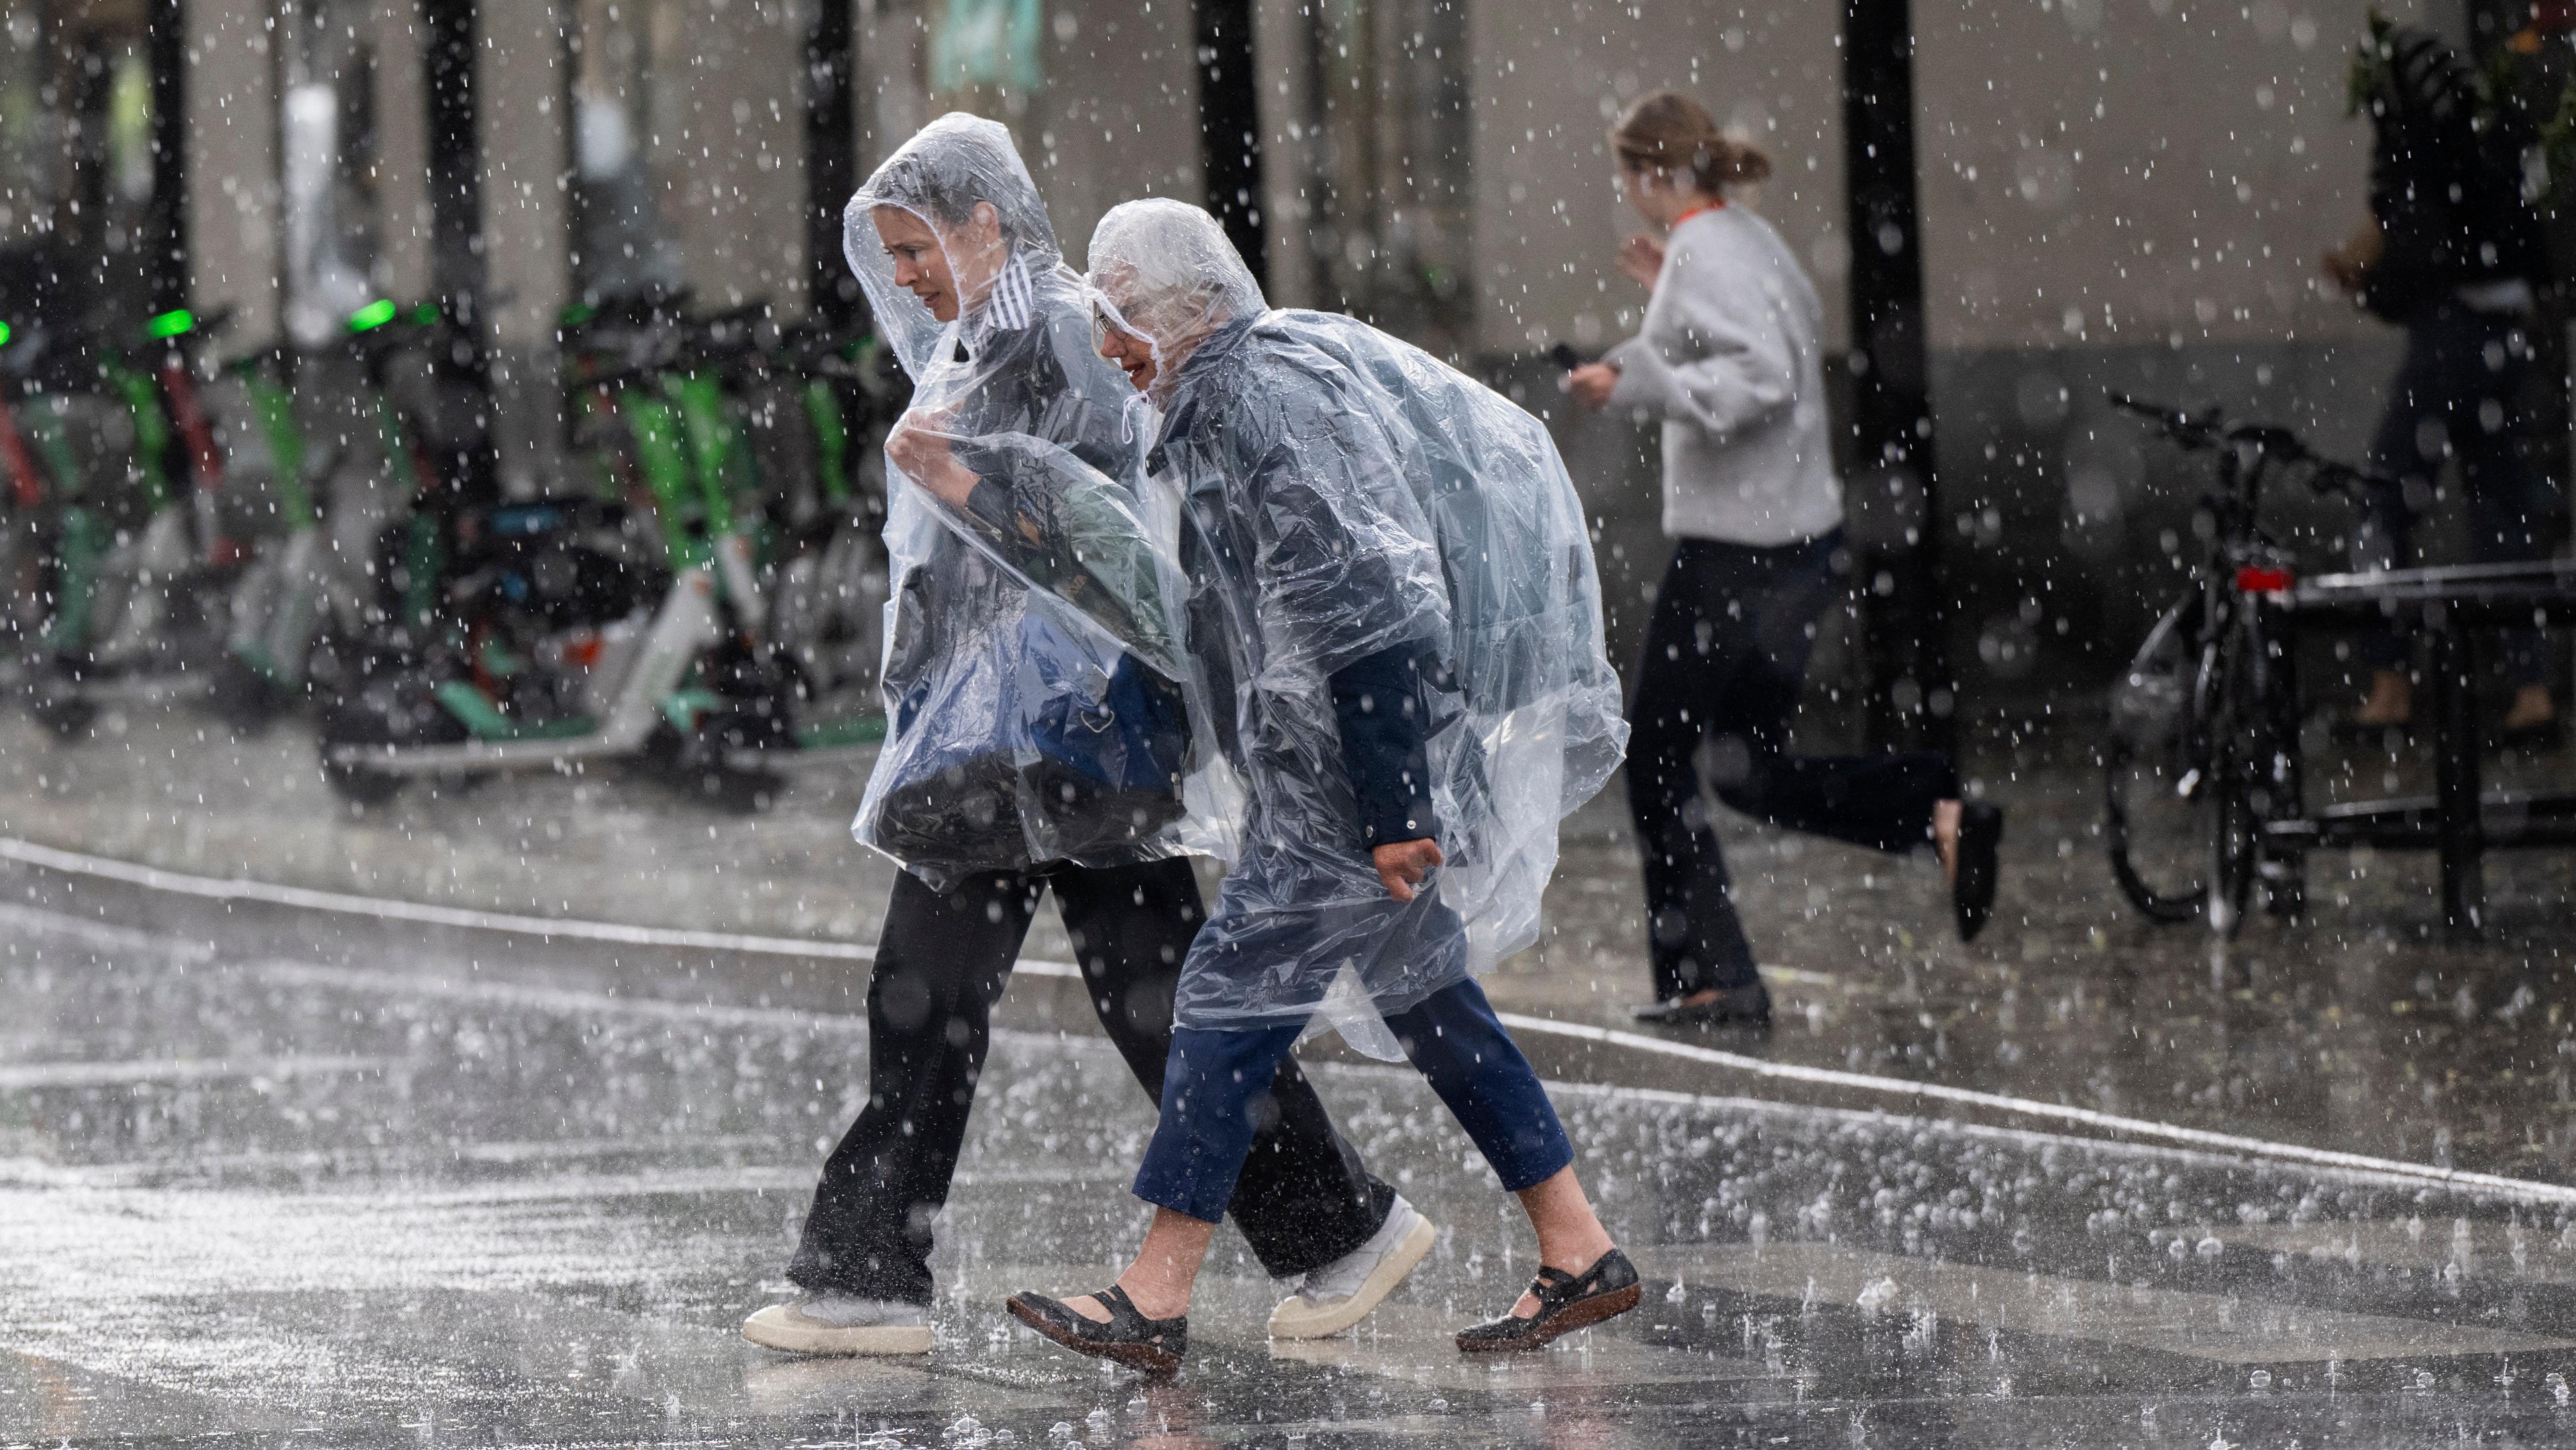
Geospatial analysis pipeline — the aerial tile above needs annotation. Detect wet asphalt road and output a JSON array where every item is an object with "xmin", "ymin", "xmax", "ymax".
[
  {"xmin": 11, "ymin": 887, "xmax": 2576, "ymax": 1446},
  {"xmin": 3, "ymin": 701, "xmax": 2574, "ymax": 1184},
  {"xmin": 3, "ymin": 688, "xmax": 2576, "ymax": 1444}
]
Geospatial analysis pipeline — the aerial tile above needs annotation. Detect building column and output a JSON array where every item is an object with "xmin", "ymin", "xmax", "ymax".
[
  {"xmin": 806, "ymin": 0, "xmax": 859, "ymax": 325},
  {"xmin": 182, "ymin": 0, "xmax": 277, "ymax": 339},
  {"xmin": 374, "ymin": 0, "xmax": 433, "ymax": 304},
  {"xmin": 1193, "ymin": 0, "xmax": 1264, "ymax": 291},
  {"xmin": 674, "ymin": 0, "xmax": 806, "ymax": 315},
  {"xmin": 477, "ymin": 0, "xmax": 572, "ymax": 497},
  {"xmin": 1842, "ymin": 0, "xmax": 1953, "ymax": 754}
]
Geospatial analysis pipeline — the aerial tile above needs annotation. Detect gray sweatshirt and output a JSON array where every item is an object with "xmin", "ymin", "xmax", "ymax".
[{"xmin": 1605, "ymin": 204, "xmax": 1844, "ymax": 547}]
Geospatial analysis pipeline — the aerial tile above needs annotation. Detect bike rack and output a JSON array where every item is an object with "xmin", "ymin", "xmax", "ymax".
[{"xmin": 2269, "ymin": 558, "xmax": 2576, "ymax": 937}]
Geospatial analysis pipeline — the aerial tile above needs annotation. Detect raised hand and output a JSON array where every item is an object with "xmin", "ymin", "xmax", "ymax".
[
  {"xmin": 1564, "ymin": 362, "xmax": 1621, "ymax": 411},
  {"xmin": 1617, "ymin": 233, "xmax": 1666, "ymax": 288},
  {"xmin": 886, "ymin": 413, "xmax": 980, "ymax": 508}
]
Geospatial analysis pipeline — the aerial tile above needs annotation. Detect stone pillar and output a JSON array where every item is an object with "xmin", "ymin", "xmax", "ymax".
[
  {"xmin": 478, "ymin": 0, "xmax": 572, "ymax": 498},
  {"xmin": 675, "ymin": 0, "xmax": 806, "ymax": 314},
  {"xmin": 184, "ymin": 0, "xmax": 279, "ymax": 342},
  {"xmin": 374, "ymin": 0, "xmax": 433, "ymax": 303},
  {"xmin": 1249, "ymin": 0, "xmax": 1318, "ymax": 309}
]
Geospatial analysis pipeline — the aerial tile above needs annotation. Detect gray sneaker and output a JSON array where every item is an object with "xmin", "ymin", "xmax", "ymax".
[
  {"xmin": 1267, "ymin": 1196, "xmax": 1436, "ymax": 1339},
  {"xmin": 741, "ymin": 1292, "xmax": 932, "ymax": 1355}
]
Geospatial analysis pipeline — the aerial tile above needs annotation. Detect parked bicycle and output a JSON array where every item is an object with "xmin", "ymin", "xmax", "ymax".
[{"xmin": 2100, "ymin": 394, "xmax": 2394, "ymax": 935}]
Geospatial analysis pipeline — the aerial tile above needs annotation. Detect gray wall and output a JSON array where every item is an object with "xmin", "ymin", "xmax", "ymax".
[
  {"xmin": 672, "ymin": 0, "xmax": 808, "ymax": 311},
  {"xmin": 155, "ymin": 0, "xmax": 2558, "ymax": 699},
  {"xmin": 373, "ymin": 0, "xmax": 434, "ymax": 302},
  {"xmin": 852, "ymin": 0, "xmax": 1203, "ymax": 270},
  {"xmin": 1466, "ymin": 0, "xmax": 1850, "ymax": 356},
  {"xmin": 185, "ymin": 0, "xmax": 280, "ymax": 342}
]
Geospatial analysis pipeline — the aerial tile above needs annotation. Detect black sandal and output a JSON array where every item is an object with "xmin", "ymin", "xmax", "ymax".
[
  {"xmin": 1006, "ymin": 1283, "xmax": 1188, "ymax": 1374},
  {"xmin": 1455, "ymin": 1247, "xmax": 1641, "ymax": 1353}
]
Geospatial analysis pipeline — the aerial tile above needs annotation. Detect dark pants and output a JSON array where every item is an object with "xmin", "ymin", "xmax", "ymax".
[
  {"xmin": 1134, "ymin": 979, "xmax": 1573, "ymax": 1223},
  {"xmin": 2354, "ymin": 302, "xmax": 2551, "ymax": 688},
  {"xmin": 787, "ymin": 858, "xmax": 1391, "ymax": 1304},
  {"xmin": 1625, "ymin": 530, "xmax": 1960, "ymax": 1003}
]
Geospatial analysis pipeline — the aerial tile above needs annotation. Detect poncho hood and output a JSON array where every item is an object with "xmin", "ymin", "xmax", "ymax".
[{"xmin": 845, "ymin": 112, "xmax": 1066, "ymax": 380}]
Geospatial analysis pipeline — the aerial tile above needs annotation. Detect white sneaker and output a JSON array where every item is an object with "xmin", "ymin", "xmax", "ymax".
[
  {"xmin": 1267, "ymin": 1197, "xmax": 1437, "ymax": 1340},
  {"xmin": 741, "ymin": 1293, "xmax": 932, "ymax": 1355}
]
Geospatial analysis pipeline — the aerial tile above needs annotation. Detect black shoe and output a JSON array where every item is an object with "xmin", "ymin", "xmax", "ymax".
[
  {"xmin": 1952, "ymin": 801, "xmax": 2004, "ymax": 943},
  {"xmin": 1630, "ymin": 981, "xmax": 1771, "ymax": 1029},
  {"xmin": 1456, "ymin": 1247, "xmax": 1642, "ymax": 1353},
  {"xmin": 1005, "ymin": 1283, "xmax": 1187, "ymax": 1374}
]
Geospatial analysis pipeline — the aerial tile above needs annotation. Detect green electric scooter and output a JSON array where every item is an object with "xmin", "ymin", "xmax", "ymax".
[
  {"xmin": 314, "ymin": 296, "xmax": 792, "ymax": 807},
  {"xmin": 25, "ymin": 306, "xmax": 243, "ymax": 737}
]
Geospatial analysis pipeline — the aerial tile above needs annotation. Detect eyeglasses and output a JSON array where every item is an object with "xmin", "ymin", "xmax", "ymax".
[{"xmin": 1091, "ymin": 299, "xmax": 1129, "ymax": 352}]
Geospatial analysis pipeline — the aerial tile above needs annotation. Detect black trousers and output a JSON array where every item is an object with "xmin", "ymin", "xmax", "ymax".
[
  {"xmin": 786, "ymin": 857, "xmax": 1391, "ymax": 1304},
  {"xmin": 2353, "ymin": 302, "xmax": 2553, "ymax": 687},
  {"xmin": 1625, "ymin": 531, "xmax": 1960, "ymax": 1003}
]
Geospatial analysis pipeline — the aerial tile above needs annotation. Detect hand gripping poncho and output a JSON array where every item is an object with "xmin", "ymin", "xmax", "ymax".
[
  {"xmin": 843, "ymin": 117, "xmax": 1228, "ymax": 887},
  {"xmin": 1086, "ymin": 199, "xmax": 1627, "ymax": 1055}
]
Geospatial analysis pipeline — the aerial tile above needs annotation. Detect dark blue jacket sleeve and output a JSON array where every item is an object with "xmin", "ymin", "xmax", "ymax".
[{"xmin": 1329, "ymin": 644, "xmax": 1441, "ymax": 848}]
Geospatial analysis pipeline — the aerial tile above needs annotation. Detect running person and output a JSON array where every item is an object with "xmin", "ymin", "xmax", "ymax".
[{"xmin": 1565, "ymin": 91, "xmax": 2002, "ymax": 1029}]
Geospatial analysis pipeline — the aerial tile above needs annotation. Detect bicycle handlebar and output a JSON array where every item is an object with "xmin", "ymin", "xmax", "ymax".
[{"xmin": 2106, "ymin": 391, "xmax": 2396, "ymax": 497}]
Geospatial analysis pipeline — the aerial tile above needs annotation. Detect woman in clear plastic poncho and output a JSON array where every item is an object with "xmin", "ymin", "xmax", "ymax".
[
  {"xmin": 844, "ymin": 115, "xmax": 1214, "ymax": 881},
  {"xmin": 1086, "ymin": 198, "xmax": 1628, "ymax": 1047},
  {"xmin": 747, "ymin": 120, "xmax": 1410, "ymax": 1361},
  {"xmin": 1001, "ymin": 200, "xmax": 1638, "ymax": 1370}
]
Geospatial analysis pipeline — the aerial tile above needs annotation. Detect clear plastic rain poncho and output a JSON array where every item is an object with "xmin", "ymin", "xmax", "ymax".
[
  {"xmin": 1084, "ymin": 199, "xmax": 1628, "ymax": 1054},
  {"xmin": 843, "ymin": 117, "xmax": 1229, "ymax": 886}
]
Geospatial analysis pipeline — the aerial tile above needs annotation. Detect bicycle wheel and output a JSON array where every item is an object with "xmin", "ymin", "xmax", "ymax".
[
  {"xmin": 2202, "ymin": 609, "xmax": 2271, "ymax": 938},
  {"xmin": 2104, "ymin": 594, "xmax": 2216, "ymax": 922}
]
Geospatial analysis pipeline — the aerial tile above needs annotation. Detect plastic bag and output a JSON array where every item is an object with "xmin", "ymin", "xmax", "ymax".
[
  {"xmin": 1085, "ymin": 199, "xmax": 1627, "ymax": 1054},
  {"xmin": 842, "ymin": 117, "xmax": 1230, "ymax": 885}
]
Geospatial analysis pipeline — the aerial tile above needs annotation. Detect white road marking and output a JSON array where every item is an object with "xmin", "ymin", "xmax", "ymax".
[
  {"xmin": 0, "ymin": 835, "xmax": 904, "ymax": 967},
  {"xmin": 1493, "ymin": 1011, "xmax": 2576, "ymax": 1208},
  {"xmin": 2220, "ymin": 1218, "xmax": 2576, "ymax": 1285},
  {"xmin": 246, "ymin": 958, "xmax": 881, "ymax": 1035},
  {"xmin": 229, "ymin": 953, "xmax": 2576, "ymax": 1223},
  {"xmin": 1635, "ymin": 1241, "xmax": 2576, "ymax": 1364},
  {"xmin": 0, "ymin": 1056, "xmax": 382, "ymax": 1091},
  {"xmin": 1, "ymin": 840, "xmax": 2567, "ymax": 1208},
  {"xmin": 0, "ymin": 901, "xmax": 216, "ymax": 962}
]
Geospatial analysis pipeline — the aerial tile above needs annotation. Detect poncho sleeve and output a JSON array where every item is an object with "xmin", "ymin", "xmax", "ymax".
[{"xmin": 894, "ymin": 316, "xmax": 1185, "ymax": 677}]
